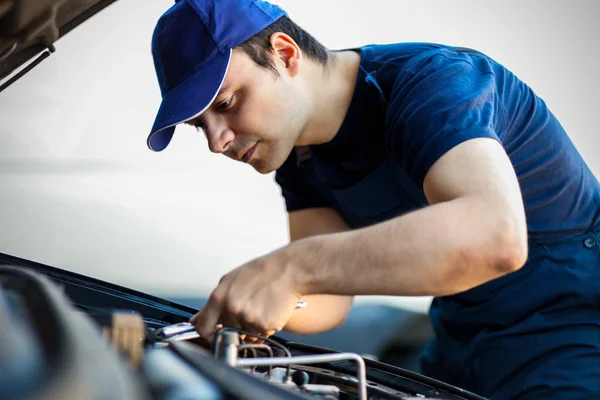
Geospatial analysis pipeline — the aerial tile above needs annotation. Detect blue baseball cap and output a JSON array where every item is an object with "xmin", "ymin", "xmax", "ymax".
[{"xmin": 147, "ymin": 0, "xmax": 287, "ymax": 152}]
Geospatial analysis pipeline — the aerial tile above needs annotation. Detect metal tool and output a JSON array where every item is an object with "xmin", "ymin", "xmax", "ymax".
[{"xmin": 152, "ymin": 300, "xmax": 308, "ymax": 341}]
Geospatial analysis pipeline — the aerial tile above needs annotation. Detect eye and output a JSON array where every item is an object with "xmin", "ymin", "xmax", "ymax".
[{"xmin": 217, "ymin": 95, "xmax": 234, "ymax": 111}]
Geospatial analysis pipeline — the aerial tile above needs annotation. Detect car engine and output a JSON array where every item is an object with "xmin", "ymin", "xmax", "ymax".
[{"xmin": 0, "ymin": 262, "xmax": 486, "ymax": 400}]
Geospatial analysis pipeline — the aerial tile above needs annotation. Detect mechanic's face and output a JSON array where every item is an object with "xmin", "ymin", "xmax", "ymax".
[{"xmin": 187, "ymin": 38, "xmax": 312, "ymax": 174}]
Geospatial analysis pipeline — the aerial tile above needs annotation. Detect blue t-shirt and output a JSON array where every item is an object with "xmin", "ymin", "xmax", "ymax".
[{"xmin": 275, "ymin": 43, "xmax": 600, "ymax": 242}]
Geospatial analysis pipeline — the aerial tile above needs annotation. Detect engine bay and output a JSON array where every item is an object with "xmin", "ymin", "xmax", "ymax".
[{"xmin": 0, "ymin": 259, "xmax": 486, "ymax": 400}]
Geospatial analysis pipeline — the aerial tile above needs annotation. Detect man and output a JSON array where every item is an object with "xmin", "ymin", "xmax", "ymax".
[{"xmin": 147, "ymin": 0, "xmax": 600, "ymax": 398}]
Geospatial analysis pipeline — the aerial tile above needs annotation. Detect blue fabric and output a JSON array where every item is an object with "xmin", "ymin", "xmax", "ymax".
[
  {"xmin": 274, "ymin": 42, "xmax": 600, "ymax": 397},
  {"xmin": 148, "ymin": 0, "xmax": 286, "ymax": 151},
  {"xmin": 421, "ymin": 231, "xmax": 600, "ymax": 399},
  {"xmin": 275, "ymin": 42, "xmax": 600, "ymax": 242}
]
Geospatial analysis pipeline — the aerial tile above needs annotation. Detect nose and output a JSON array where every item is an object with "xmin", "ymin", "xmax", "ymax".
[{"xmin": 204, "ymin": 117, "xmax": 235, "ymax": 154}]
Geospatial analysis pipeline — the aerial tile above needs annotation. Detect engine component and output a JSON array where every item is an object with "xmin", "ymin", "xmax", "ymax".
[
  {"xmin": 299, "ymin": 384, "xmax": 340, "ymax": 399},
  {"xmin": 149, "ymin": 300, "xmax": 308, "ymax": 342},
  {"xmin": 0, "ymin": 265, "xmax": 148, "ymax": 400},
  {"xmin": 1, "ymin": 253, "xmax": 488, "ymax": 400},
  {"xmin": 235, "ymin": 353, "xmax": 367, "ymax": 400},
  {"xmin": 101, "ymin": 311, "xmax": 145, "ymax": 368},
  {"xmin": 221, "ymin": 331, "xmax": 240, "ymax": 367}
]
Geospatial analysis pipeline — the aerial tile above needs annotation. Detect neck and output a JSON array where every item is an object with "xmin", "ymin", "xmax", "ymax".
[{"xmin": 295, "ymin": 50, "xmax": 361, "ymax": 146}]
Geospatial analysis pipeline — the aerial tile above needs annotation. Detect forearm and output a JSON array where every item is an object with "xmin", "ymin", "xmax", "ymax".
[
  {"xmin": 284, "ymin": 294, "xmax": 353, "ymax": 334},
  {"xmin": 283, "ymin": 207, "xmax": 355, "ymax": 334},
  {"xmin": 297, "ymin": 196, "xmax": 528, "ymax": 297}
]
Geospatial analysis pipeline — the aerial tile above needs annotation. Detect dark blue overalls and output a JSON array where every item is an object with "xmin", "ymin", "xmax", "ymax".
[
  {"xmin": 275, "ymin": 43, "xmax": 600, "ymax": 399},
  {"xmin": 286, "ymin": 143, "xmax": 600, "ymax": 398},
  {"xmin": 421, "ymin": 231, "xmax": 600, "ymax": 399},
  {"xmin": 316, "ymin": 156, "xmax": 600, "ymax": 399}
]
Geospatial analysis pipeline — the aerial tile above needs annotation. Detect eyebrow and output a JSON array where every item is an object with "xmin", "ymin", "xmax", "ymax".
[
  {"xmin": 186, "ymin": 83, "xmax": 233, "ymax": 127},
  {"xmin": 215, "ymin": 82, "xmax": 232, "ymax": 99}
]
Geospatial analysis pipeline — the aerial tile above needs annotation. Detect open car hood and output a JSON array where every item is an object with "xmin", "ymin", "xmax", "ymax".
[{"xmin": 0, "ymin": 0, "xmax": 118, "ymax": 85}]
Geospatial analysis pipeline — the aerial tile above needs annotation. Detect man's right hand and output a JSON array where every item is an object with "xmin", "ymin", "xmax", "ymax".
[{"xmin": 189, "ymin": 207, "xmax": 353, "ymax": 341}]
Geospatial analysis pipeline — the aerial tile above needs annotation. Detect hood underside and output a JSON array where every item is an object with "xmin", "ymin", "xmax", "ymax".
[{"xmin": 0, "ymin": 0, "xmax": 118, "ymax": 82}]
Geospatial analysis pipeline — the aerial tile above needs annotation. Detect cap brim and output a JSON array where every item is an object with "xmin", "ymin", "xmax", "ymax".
[{"xmin": 147, "ymin": 49, "xmax": 232, "ymax": 152}]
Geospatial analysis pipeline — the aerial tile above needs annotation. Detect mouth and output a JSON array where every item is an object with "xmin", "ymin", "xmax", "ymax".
[{"xmin": 240, "ymin": 143, "xmax": 258, "ymax": 164}]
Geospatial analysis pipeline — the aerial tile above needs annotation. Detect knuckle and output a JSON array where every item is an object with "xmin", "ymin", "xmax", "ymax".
[
  {"xmin": 245, "ymin": 315, "xmax": 268, "ymax": 333},
  {"xmin": 208, "ymin": 290, "xmax": 224, "ymax": 306},
  {"xmin": 259, "ymin": 322, "xmax": 270, "ymax": 333},
  {"xmin": 254, "ymin": 320, "xmax": 270, "ymax": 333},
  {"xmin": 225, "ymin": 301, "xmax": 243, "ymax": 316},
  {"xmin": 242, "ymin": 312, "xmax": 257, "ymax": 326}
]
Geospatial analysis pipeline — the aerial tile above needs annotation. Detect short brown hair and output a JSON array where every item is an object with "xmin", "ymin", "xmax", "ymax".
[{"xmin": 236, "ymin": 15, "xmax": 329, "ymax": 76}]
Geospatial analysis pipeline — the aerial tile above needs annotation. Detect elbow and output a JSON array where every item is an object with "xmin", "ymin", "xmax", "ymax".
[
  {"xmin": 324, "ymin": 316, "xmax": 347, "ymax": 332},
  {"xmin": 496, "ymin": 240, "xmax": 528, "ymax": 274},
  {"xmin": 283, "ymin": 316, "xmax": 346, "ymax": 335},
  {"xmin": 493, "ymin": 218, "xmax": 528, "ymax": 275}
]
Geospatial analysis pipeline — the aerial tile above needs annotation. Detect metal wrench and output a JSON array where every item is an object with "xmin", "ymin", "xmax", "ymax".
[{"xmin": 152, "ymin": 300, "xmax": 308, "ymax": 341}]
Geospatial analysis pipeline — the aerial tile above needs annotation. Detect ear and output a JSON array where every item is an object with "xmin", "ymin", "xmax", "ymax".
[{"xmin": 269, "ymin": 32, "xmax": 302, "ymax": 77}]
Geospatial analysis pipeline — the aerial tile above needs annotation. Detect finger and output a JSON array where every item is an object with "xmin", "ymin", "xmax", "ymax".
[
  {"xmin": 213, "ymin": 319, "xmax": 247, "ymax": 342},
  {"xmin": 241, "ymin": 322, "xmax": 266, "ymax": 343},
  {"xmin": 220, "ymin": 296, "xmax": 252, "ymax": 337},
  {"xmin": 250, "ymin": 329, "xmax": 275, "ymax": 345},
  {"xmin": 189, "ymin": 312, "xmax": 199, "ymax": 324},
  {"xmin": 220, "ymin": 313, "xmax": 243, "ymax": 334},
  {"xmin": 238, "ymin": 317, "xmax": 272, "ymax": 344},
  {"xmin": 194, "ymin": 292, "xmax": 224, "ymax": 338},
  {"xmin": 242, "ymin": 333, "xmax": 259, "ymax": 343},
  {"xmin": 264, "ymin": 329, "xmax": 278, "ymax": 338},
  {"xmin": 211, "ymin": 324, "xmax": 233, "ymax": 342},
  {"xmin": 253, "ymin": 329, "xmax": 277, "ymax": 344}
]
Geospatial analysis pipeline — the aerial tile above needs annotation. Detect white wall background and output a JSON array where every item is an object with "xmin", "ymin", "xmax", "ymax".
[{"xmin": 0, "ymin": 0, "xmax": 598, "ymax": 312}]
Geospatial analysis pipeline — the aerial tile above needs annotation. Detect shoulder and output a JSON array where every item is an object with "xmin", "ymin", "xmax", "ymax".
[
  {"xmin": 357, "ymin": 42, "xmax": 452, "ymax": 75},
  {"xmin": 377, "ymin": 47, "xmax": 506, "ymax": 186},
  {"xmin": 411, "ymin": 47, "xmax": 498, "ymax": 78},
  {"xmin": 357, "ymin": 42, "xmax": 497, "ymax": 70},
  {"xmin": 356, "ymin": 43, "xmax": 501, "ymax": 107},
  {"xmin": 384, "ymin": 46, "xmax": 502, "ymax": 112}
]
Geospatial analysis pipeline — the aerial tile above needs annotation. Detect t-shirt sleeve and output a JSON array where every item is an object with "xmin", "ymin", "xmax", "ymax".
[
  {"xmin": 386, "ymin": 52, "xmax": 503, "ymax": 188},
  {"xmin": 274, "ymin": 150, "xmax": 331, "ymax": 213}
]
